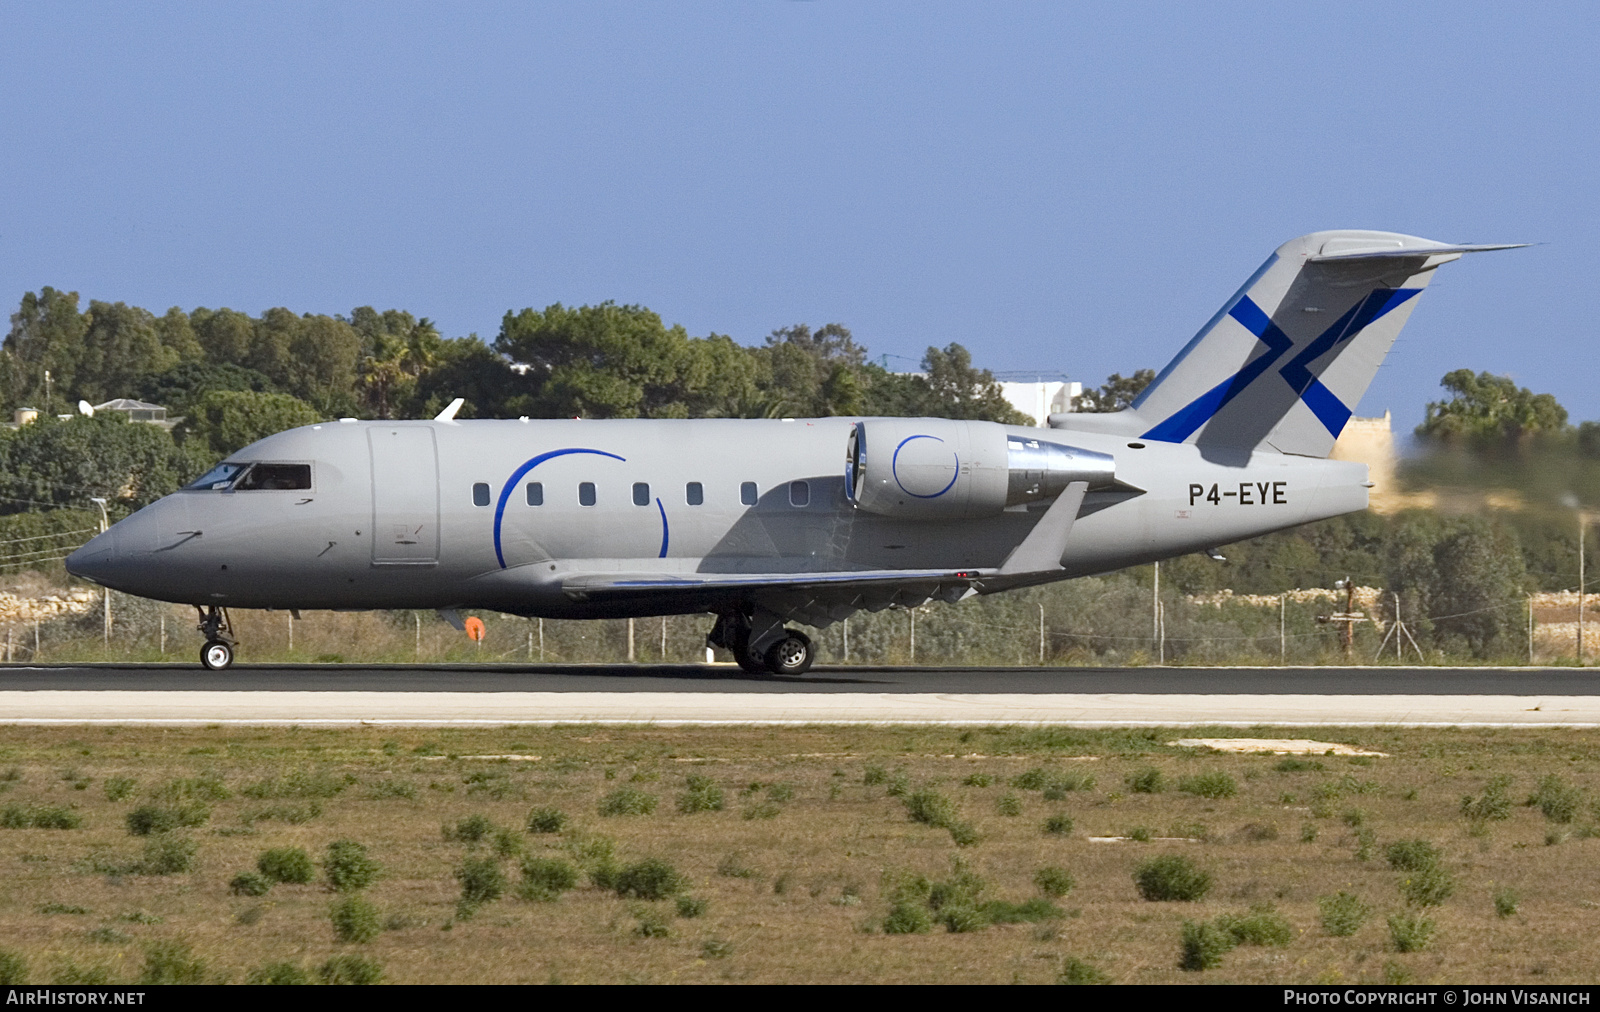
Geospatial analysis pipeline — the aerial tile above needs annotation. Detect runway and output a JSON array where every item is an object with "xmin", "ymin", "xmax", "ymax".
[{"xmin": 0, "ymin": 663, "xmax": 1598, "ymax": 726}]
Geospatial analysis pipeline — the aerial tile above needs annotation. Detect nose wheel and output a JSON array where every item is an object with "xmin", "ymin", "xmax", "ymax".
[
  {"xmin": 201, "ymin": 640, "xmax": 234, "ymax": 670},
  {"xmin": 194, "ymin": 605, "xmax": 237, "ymax": 671}
]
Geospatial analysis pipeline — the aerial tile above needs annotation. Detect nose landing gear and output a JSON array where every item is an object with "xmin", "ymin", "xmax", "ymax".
[
  {"xmin": 706, "ymin": 610, "xmax": 814, "ymax": 676},
  {"xmin": 196, "ymin": 605, "xmax": 236, "ymax": 671}
]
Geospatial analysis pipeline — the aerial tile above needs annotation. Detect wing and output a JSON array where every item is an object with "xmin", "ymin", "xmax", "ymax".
[{"xmin": 559, "ymin": 567, "xmax": 993, "ymax": 626}]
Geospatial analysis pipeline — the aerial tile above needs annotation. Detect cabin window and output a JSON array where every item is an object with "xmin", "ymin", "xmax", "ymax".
[
  {"xmin": 526, "ymin": 482, "xmax": 543, "ymax": 506},
  {"xmin": 186, "ymin": 462, "xmax": 248, "ymax": 490},
  {"xmin": 740, "ymin": 481, "xmax": 757, "ymax": 506},
  {"xmin": 633, "ymin": 482, "xmax": 650, "ymax": 506},
  {"xmin": 234, "ymin": 463, "xmax": 313, "ymax": 491},
  {"xmin": 789, "ymin": 480, "xmax": 810, "ymax": 507},
  {"xmin": 579, "ymin": 482, "xmax": 596, "ymax": 507},
  {"xmin": 685, "ymin": 482, "xmax": 703, "ymax": 506},
  {"xmin": 472, "ymin": 482, "xmax": 490, "ymax": 507}
]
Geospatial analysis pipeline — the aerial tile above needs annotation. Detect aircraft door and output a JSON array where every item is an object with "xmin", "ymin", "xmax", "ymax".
[{"xmin": 368, "ymin": 426, "xmax": 440, "ymax": 565}]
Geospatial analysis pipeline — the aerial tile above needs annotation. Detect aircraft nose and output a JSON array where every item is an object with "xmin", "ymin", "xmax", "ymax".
[{"xmin": 65, "ymin": 529, "xmax": 117, "ymax": 585}]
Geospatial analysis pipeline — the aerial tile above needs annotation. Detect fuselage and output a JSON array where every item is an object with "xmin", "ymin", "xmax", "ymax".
[{"xmin": 66, "ymin": 415, "xmax": 1367, "ymax": 621}]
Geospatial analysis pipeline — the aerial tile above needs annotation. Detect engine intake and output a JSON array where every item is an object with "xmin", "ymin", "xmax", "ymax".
[{"xmin": 846, "ymin": 419, "xmax": 1115, "ymax": 519}]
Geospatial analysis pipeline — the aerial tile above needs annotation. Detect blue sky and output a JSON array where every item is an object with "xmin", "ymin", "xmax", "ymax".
[{"xmin": 1, "ymin": 2, "xmax": 1593, "ymax": 438}]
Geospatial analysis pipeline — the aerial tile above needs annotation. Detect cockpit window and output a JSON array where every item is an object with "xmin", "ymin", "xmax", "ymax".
[
  {"xmin": 234, "ymin": 464, "xmax": 313, "ymax": 491},
  {"xmin": 187, "ymin": 462, "xmax": 248, "ymax": 490}
]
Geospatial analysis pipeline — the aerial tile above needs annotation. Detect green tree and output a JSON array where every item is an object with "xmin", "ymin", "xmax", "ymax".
[
  {"xmin": 1416, "ymin": 370, "xmax": 1569, "ymax": 449},
  {"xmin": 0, "ymin": 414, "xmax": 197, "ymax": 516},
  {"xmin": 189, "ymin": 307, "xmax": 256, "ymax": 367},
  {"xmin": 175, "ymin": 390, "xmax": 323, "ymax": 459},
  {"xmin": 862, "ymin": 344, "xmax": 1031, "ymax": 424},
  {"xmin": 1075, "ymin": 369, "xmax": 1155, "ymax": 413},
  {"xmin": 754, "ymin": 324, "xmax": 867, "ymax": 417},
  {"xmin": 2, "ymin": 287, "xmax": 88, "ymax": 413},
  {"xmin": 131, "ymin": 361, "xmax": 277, "ymax": 417},
  {"xmin": 75, "ymin": 301, "xmax": 175, "ymax": 405}
]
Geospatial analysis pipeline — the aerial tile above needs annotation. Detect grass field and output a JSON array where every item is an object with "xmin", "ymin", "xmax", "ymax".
[{"xmin": 0, "ymin": 723, "xmax": 1597, "ymax": 984}]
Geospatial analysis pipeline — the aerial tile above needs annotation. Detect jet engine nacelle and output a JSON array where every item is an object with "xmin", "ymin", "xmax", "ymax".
[{"xmin": 846, "ymin": 419, "xmax": 1116, "ymax": 519}]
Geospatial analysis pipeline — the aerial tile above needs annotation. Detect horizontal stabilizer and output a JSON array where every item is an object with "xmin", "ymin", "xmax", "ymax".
[{"xmin": 1308, "ymin": 242, "xmax": 1529, "ymax": 262}]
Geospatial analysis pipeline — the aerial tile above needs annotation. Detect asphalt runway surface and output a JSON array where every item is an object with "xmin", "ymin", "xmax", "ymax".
[
  {"xmin": 2, "ymin": 663, "xmax": 1599, "ymax": 695},
  {"xmin": 1, "ymin": 663, "xmax": 1599, "ymax": 725}
]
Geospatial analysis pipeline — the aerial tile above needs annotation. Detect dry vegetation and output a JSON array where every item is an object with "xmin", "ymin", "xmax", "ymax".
[{"xmin": 0, "ymin": 723, "xmax": 1597, "ymax": 983}]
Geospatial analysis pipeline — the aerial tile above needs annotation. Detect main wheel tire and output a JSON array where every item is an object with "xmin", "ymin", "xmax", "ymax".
[
  {"xmin": 729, "ymin": 630, "xmax": 765, "ymax": 674},
  {"xmin": 201, "ymin": 639, "xmax": 234, "ymax": 671},
  {"xmin": 764, "ymin": 630, "xmax": 814, "ymax": 676}
]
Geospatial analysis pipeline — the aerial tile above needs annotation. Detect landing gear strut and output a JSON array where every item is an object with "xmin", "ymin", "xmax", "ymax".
[
  {"xmin": 706, "ymin": 610, "xmax": 814, "ymax": 676},
  {"xmin": 196, "ymin": 605, "xmax": 236, "ymax": 671}
]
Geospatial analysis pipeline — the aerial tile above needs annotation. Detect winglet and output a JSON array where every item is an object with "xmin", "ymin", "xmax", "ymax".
[
  {"xmin": 997, "ymin": 481, "xmax": 1089, "ymax": 575},
  {"xmin": 434, "ymin": 397, "xmax": 465, "ymax": 422}
]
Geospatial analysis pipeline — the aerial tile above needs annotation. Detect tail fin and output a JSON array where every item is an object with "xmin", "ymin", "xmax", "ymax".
[{"xmin": 1127, "ymin": 230, "xmax": 1526, "ymax": 458}]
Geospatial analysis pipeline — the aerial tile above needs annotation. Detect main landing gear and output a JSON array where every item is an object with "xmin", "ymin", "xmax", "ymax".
[
  {"xmin": 196, "ymin": 605, "xmax": 237, "ymax": 671},
  {"xmin": 706, "ymin": 610, "xmax": 815, "ymax": 676}
]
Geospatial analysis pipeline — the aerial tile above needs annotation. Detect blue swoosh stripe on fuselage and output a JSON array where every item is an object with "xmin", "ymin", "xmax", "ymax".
[{"xmin": 493, "ymin": 448, "xmax": 626, "ymax": 569}]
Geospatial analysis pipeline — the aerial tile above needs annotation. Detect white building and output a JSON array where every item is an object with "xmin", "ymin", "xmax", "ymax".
[{"xmin": 999, "ymin": 380, "xmax": 1081, "ymax": 427}]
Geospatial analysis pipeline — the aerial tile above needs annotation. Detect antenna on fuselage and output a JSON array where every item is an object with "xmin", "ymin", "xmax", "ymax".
[{"xmin": 434, "ymin": 397, "xmax": 465, "ymax": 422}]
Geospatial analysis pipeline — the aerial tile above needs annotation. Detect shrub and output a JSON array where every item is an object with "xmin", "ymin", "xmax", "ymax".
[
  {"xmin": 1179, "ymin": 919, "xmax": 1235, "ymax": 971},
  {"xmin": 247, "ymin": 962, "xmax": 310, "ymax": 985},
  {"xmin": 317, "ymin": 954, "xmax": 383, "ymax": 985},
  {"xmin": 1319, "ymin": 891, "xmax": 1370, "ymax": 937},
  {"xmin": 153, "ymin": 776, "xmax": 232, "ymax": 802},
  {"xmin": 1126, "ymin": 768, "xmax": 1165, "ymax": 794},
  {"xmin": 886, "ymin": 772, "xmax": 910, "ymax": 797},
  {"xmin": 938, "ymin": 903, "xmax": 990, "ymax": 933},
  {"xmin": 324, "ymin": 841, "xmax": 380, "ymax": 892},
  {"xmin": 1043, "ymin": 814, "xmax": 1074, "ymax": 836},
  {"xmin": 905, "ymin": 788, "xmax": 956, "ymax": 827},
  {"xmin": 717, "ymin": 853, "xmax": 756, "ymax": 878},
  {"xmin": 1388, "ymin": 912, "xmax": 1435, "ymax": 952},
  {"xmin": 22, "ymin": 806, "xmax": 80, "ymax": 830},
  {"xmin": 1057, "ymin": 956, "xmax": 1110, "ymax": 985},
  {"xmin": 1011, "ymin": 768, "xmax": 1051, "ymax": 790},
  {"xmin": 862, "ymin": 765, "xmax": 887, "ymax": 786},
  {"xmin": 329, "ymin": 895, "xmax": 381, "ymax": 943},
  {"xmin": 139, "ymin": 941, "xmax": 206, "ymax": 984},
  {"xmin": 742, "ymin": 802, "xmax": 781, "ymax": 820},
  {"xmin": 981, "ymin": 897, "xmax": 1064, "ymax": 923},
  {"xmin": 517, "ymin": 857, "xmax": 579, "ymax": 901},
  {"xmin": 126, "ymin": 804, "xmax": 207, "ymax": 836},
  {"xmin": 1494, "ymin": 888, "xmax": 1519, "ymax": 918},
  {"xmin": 996, "ymin": 792, "xmax": 1023, "ymax": 816},
  {"xmin": 455, "ymin": 856, "xmax": 507, "ymax": 909},
  {"xmin": 633, "ymin": 910, "xmax": 671, "ymax": 938},
  {"xmin": 1529, "ymin": 774, "xmax": 1583, "ymax": 824},
  {"xmin": 882, "ymin": 902, "xmax": 933, "ymax": 934},
  {"xmin": 677, "ymin": 774, "xmax": 725, "ymax": 814},
  {"xmin": 1217, "ymin": 906, "xmax": 1293, "ymax": 946},
  {"xmin": 1128, "ymin": 825, "xmax": 1154, "ymax": 842},
  {"xmin": 1043, "ymin": 773, "xmax": 1095, "ymax": 799},
  {"xmin": 1034, "ymin": 867, "xmax": 1075, "ymax": 898},
  {"xmin": 961, "ymin": 773, "xmax": 994, "ymax": 787},
  {"xmin": 367, "ymin": 779, "xmax": 416, "ymax": 800},
  {"xmin": 1461, "ymin": 776, "xmax": 1514, "ymax": 823},
  {"xmin": 1273, "ymin": 758, "xmax": 1324, "ymax": 773},
  {"xmin": 0, "ymin": 950, "xmax": 26, "ymax": 985},
  {"xmin": 526, "ymin": 807, "xmax": 567, "ymax": 834},
  {"xmin": 242, "ymin": 769, "xmax": 346, "ymax": 800},
  {"xmin": 1399, "ymin": 865, "xmax": 1454, "ymax": 908},
  {"xmin": 444, "ymin": 814, "xmax": 494, "ymax": 843},
  {"xmin": 614, "ymin": 859, "xmax": 685, "ymax": 900},
  {"xmin": 946, "ymin": 821, "xmax": 980, "ymax": 847},
  {"xmin": 1385, "ymin": 840, "xmax": 1441, "ymax": 872},
  {"xmin": 702, "ymin": 939, "xmax": 733, "ymax": 959},
  {"xmin": 103, "ymin": 777, "xmax": 136, "ymax": 802},
  {"xmin": 491, "ymin": 827, "xmax": 522, "ymax": 858},
  {"xmin": 1178, "ymin": 772, "xmax": 1238, "ymax": 799},
  {"xmin": 767, "ymin": 782, "xmax": 795, "ymax": 803},
  {"xmin": 1133, "ymin": 856, "xmax": 1212, "ymax": 902},
  {"xmin": 229, "ymin": 872, "xmax": 272, "ymax": 897},
  {"xmin": 676, "ymin": 896, "xmax": 707, "ymax": 918},
  {"xmin": 258, "ymin": 847, "xmax": 314, "ymax": 884},
  {"xmin": 141, "ymin": 835, "xmax": 196, "ymax": 875},
  {"xmin": 598, "ymin": 787, "xmax": 656, "ymax": 817}
]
